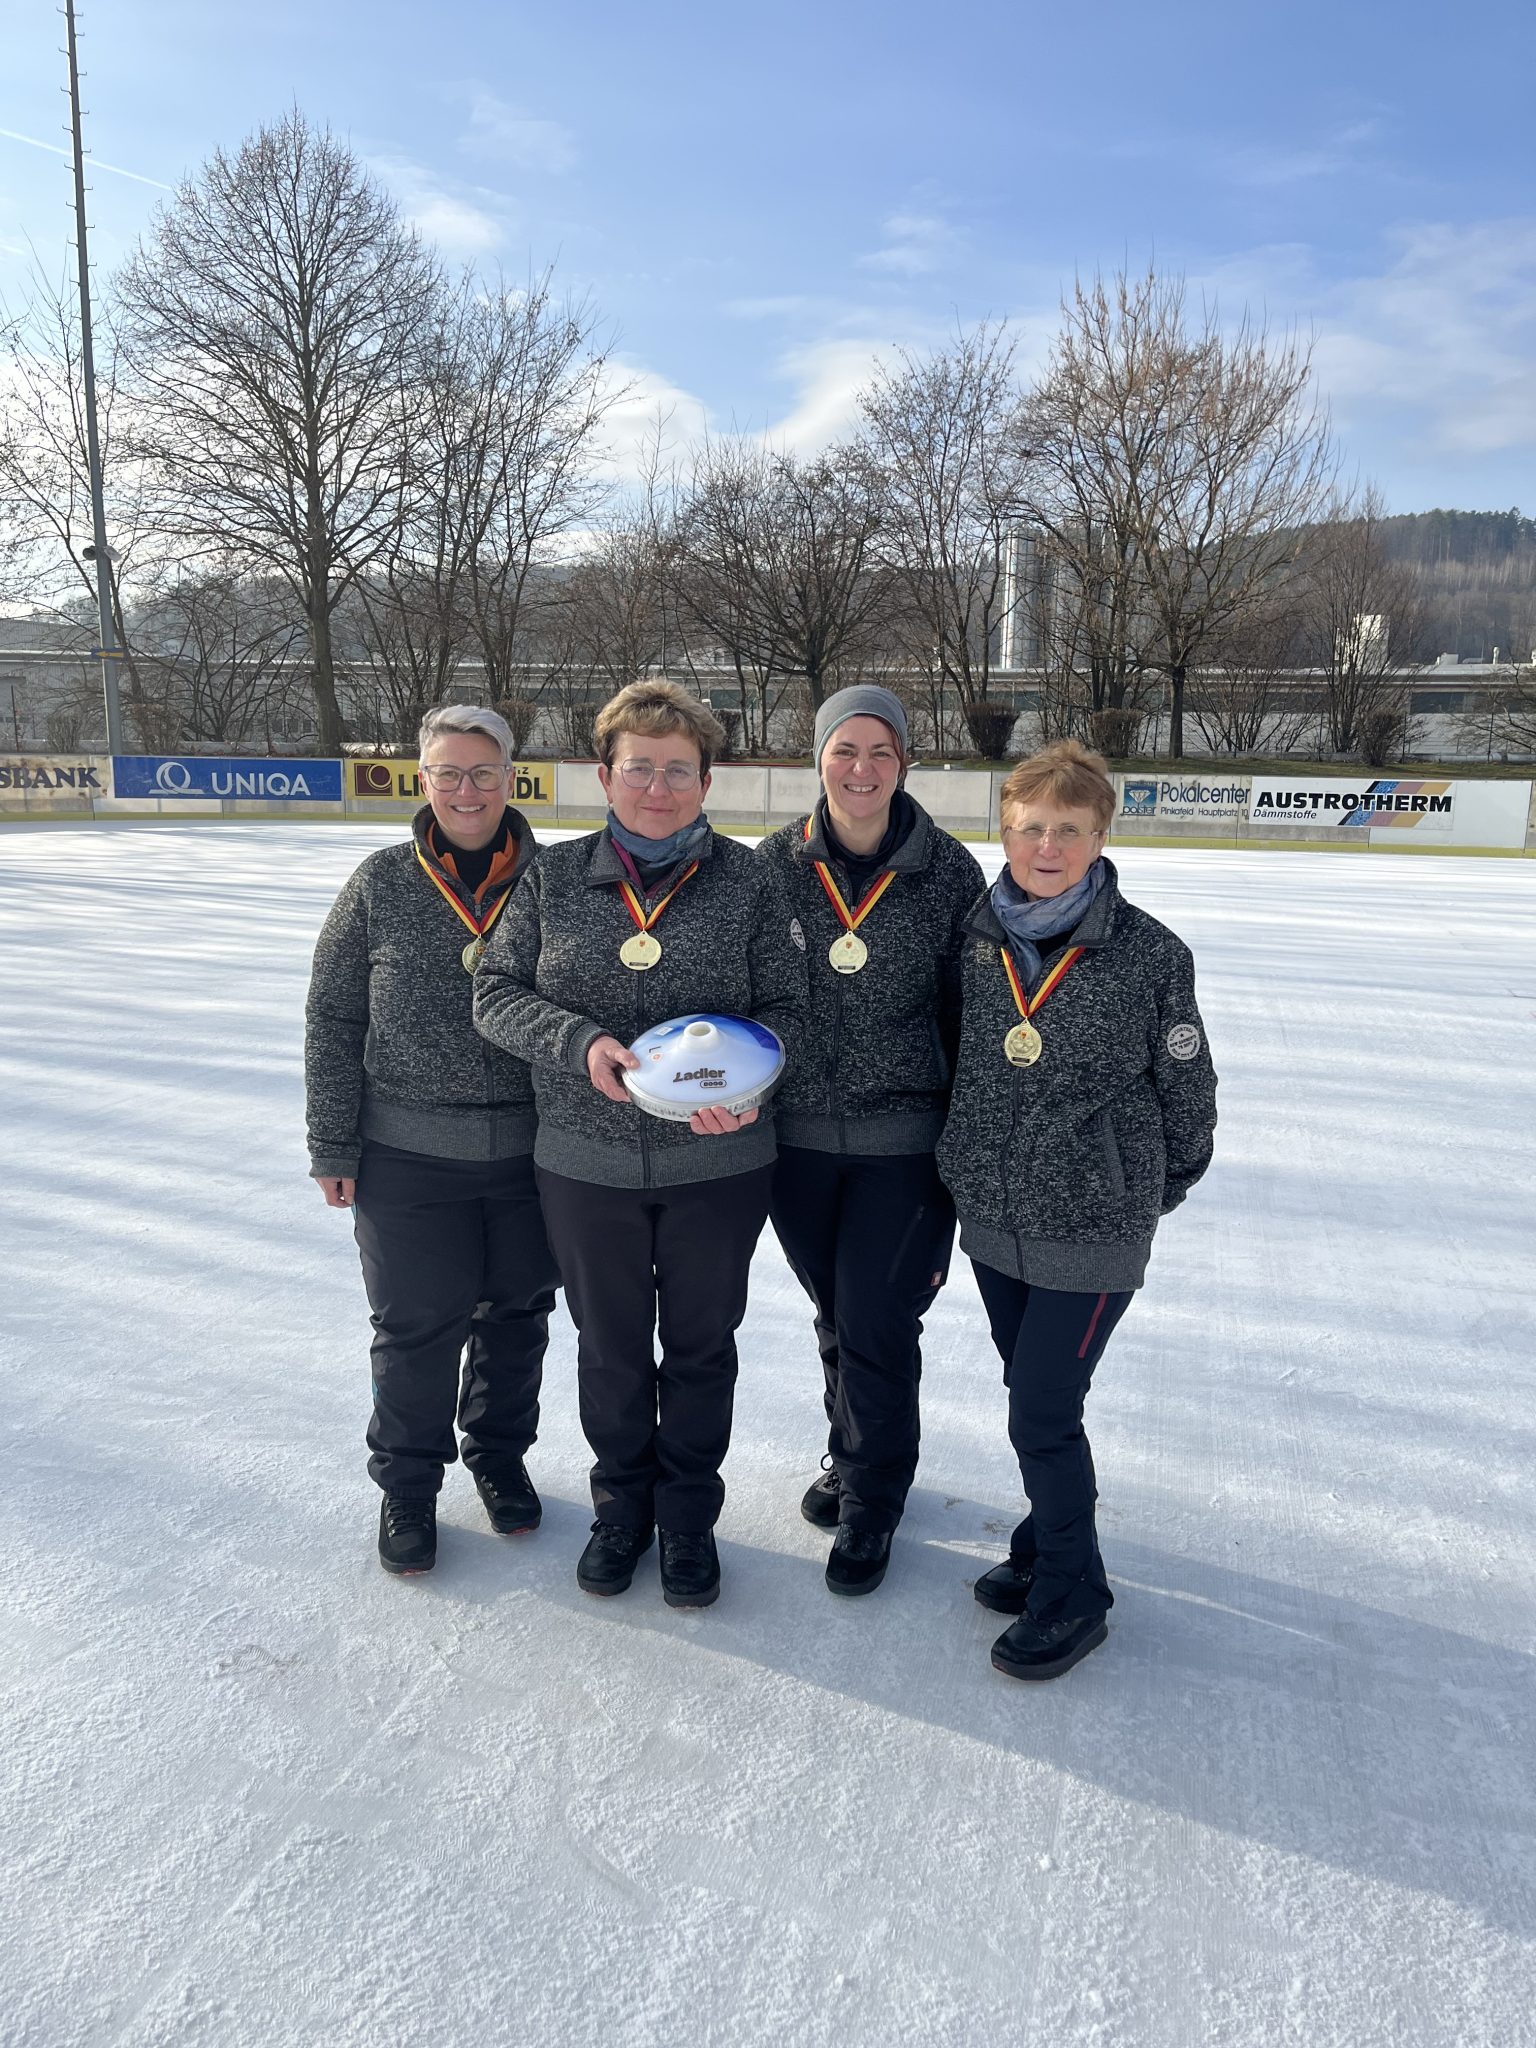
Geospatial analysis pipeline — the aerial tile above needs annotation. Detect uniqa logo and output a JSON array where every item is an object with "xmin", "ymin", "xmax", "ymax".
[{"xmin": 154, "ymin": 760, "xmax": 196, "ymax": 793}]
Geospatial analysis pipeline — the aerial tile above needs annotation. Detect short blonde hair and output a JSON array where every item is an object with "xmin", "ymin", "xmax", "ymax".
[
  {"xmin": 593, "ymin": 678, "xmax": 727, "ymax": 773},
  {"xmin": 1000, "ymin": 739, "xmax": 1115, "ymax": 833}
]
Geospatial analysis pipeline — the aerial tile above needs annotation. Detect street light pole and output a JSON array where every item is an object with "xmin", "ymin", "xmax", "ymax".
[{"xmin": 63, "ymin": 0, "xmax": 124, "ymax": 756}]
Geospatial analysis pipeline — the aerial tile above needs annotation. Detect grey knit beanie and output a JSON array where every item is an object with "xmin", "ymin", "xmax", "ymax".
[{"xmin": 812, "ymin": 685, "xmax": 909, "ymax": 762}]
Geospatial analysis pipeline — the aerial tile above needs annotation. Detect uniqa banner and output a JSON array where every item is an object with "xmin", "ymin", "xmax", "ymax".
[
  {"xmin": 111, "ymin": 756, "xmax": 344, "ymax": 802},
  {"xmin": 348, "ymin": 756, "xmax": 555, "ymax": 809},
  {"xmin": 1120, "ymin": 775, "xmax": 1251, "ymax": 823},
  {"xmin": 0, "ymin": 756, "xmax": 104, "ymax": 804},
  {"xmin": 1249, "ymin": 779, "xmax": 1455, "ymax": 832}
]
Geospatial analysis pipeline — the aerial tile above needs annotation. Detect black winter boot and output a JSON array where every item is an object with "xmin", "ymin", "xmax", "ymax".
[
  {"xmin": 659, "ymin": 1530, "xmax": 720, "ymax": 1609},
  {"xmin": 825, "ymin": 1525, "xmax": 891, "ymax": 1596},
  {"xmin": 378, "ymin": 1495, "xmax": 437, "ymax": 1575},
  {"xmin": 800, "ymin": 1463, "xmax": 842, "ymax": 1528},
  {"xmin": 576, "ymin": 1523, "xmax": 653, "ymax": 1597},
  {"xmin": 474, "ymin": 1462, "xmax": 542, "ymax": 1535},
  {"xmin": 972, "ymin": 1554, "xmax": 1034, "ymax": 1615},
  {"xmin": 990, "ymin": 1610, "xmax": 1108, "ymax": 1680}
]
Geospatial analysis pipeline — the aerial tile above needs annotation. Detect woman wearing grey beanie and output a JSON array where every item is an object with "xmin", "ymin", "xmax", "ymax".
[{"xmin": 760, "ymin": 685, "xmax": 983, "ymax": 1595}]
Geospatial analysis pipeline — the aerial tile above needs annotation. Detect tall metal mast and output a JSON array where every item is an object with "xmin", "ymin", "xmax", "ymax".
[{"xmin": 63, "ymin": 0, "xmax": 124, "ymax": 754}]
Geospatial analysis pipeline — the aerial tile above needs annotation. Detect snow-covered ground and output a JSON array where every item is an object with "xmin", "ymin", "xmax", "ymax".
[{"xmin": 2, "ymin": 821, "xmax": 1534, "ymax": 2048}]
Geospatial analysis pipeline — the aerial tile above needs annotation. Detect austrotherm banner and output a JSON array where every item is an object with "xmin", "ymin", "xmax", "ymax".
[
  {"xmin": 110, "ymin": 756, "xmax": 344, "ymax": 802},
  {"xmin": 1249, "ymin": 779, "xmax": 1456, "ymax": 833},
  {"xmin": 348, "ymin": 756, "xmax": 555, "ymax": 809}
]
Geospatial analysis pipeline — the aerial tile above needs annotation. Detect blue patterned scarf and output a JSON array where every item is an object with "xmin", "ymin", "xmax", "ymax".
[{"xmin": 991, "ymin": 858, "xmax": 1106, "ymax": 989}]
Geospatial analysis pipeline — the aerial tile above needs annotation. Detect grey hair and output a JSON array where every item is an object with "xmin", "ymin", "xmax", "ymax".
[{"xmin": 418, "ymin": 703, "xmax": 515, "ymax": 766}]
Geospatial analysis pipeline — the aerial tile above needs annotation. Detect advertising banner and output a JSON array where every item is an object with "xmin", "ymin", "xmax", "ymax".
[
  {"xmin": 1119, "ymin": 775, "xmax": 1251, "ymax": 824},
  {"xmin": 348, "ymin": 756, "xmax": 554, "ymax": 809},
  {"xmin": 111, "ymin": 756, "xmax": 344, "ymax": 802},
  {"xmin": 1249, "ymin": 778, "xmax": 1455, "ymax": 834},
  {"xmin": 0, "ymin": 755, "xmax": 104, "ymax": 808}
]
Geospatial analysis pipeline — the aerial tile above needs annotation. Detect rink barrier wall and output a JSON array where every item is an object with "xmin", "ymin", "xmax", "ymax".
[{"xmin": 2, "ymin": 754, "xmax": 1534, "ymax": 852}]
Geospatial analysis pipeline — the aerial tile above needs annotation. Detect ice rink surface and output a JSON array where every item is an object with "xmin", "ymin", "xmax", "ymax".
[{"xmin": 2, "ymin": 820, "xmax": 1534, "ymax": 2048}]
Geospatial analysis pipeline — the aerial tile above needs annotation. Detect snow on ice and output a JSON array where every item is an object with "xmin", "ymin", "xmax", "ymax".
[{"xmin": 1, "ymin": 822, "xmax": 1533, "ymax": 2048}]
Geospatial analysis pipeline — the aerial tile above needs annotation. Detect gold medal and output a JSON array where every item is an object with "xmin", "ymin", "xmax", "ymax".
[
  {"xmin": 828, "ymin": 931, "xmax": 869, "ymax": 975},
  {"xmin": 462, "ymin": 937, "xmax": 486, "ymax": 974},
  {"xmin": 1003, "ymin": 1021, "xmax": 1042, "ymax": 1067},
  {"xmin": 620, "ymin": 931, "xmax": 663, "ymax": 971}
]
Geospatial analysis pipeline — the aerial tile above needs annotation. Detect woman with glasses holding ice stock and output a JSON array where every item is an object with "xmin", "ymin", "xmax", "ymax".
[
  {"xmin": 304, "ymin": 706, "xmax": 558, "ymax": 1577},
  {"xmin": 938, "ymin": 740, "xmax": 1217, "ymax": 1680},
  {"xmin": 759, "ymin": 686, "xmax": 983, "ymax": 1597},
  {"xmin": 474, "ymin": 680, "xmax": 807, "ymax": 1610}
]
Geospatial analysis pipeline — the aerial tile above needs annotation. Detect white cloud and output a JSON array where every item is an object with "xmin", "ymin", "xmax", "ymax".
[
  {"xmin": 367, "ymin": 156, "xmax": 507, "ymax": 260},
  {"xmin": 460, "ymin": 93, "xmax": 577, "ymax": 174},
  {"xmin": 762, "ymin": 337, "xmax": 893, "ymax": 454},
  {"xmin": 1312, "ymin": 220, "xmax": 1536, "ymax": 457},
  {"xmin": 857, "ymin": 211, "xmax": 963, "ymax": 277},
  {"xmin": 594, "ymin": 361, "xmax": 713, "ymax": 486}
]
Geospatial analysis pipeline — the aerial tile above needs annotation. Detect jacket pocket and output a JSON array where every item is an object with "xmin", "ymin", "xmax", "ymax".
[
  {"xmin": 1097, "ymin": 1109, "xmax": 1126, "ymax": 1200},
  {"xmin": 927, "ymin": 1018, "xmax": 951, "ymax": 1088}
]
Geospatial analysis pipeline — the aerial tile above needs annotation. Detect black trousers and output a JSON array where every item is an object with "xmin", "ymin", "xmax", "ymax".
[
  {"xmin": 971, "ymin": 1261, "xmax": 1134, "ymax": 1621},
  {"xmin": 353, "ymin": 1142, "xmax": 558, "ymax": 1498},
  {"xmin": 769, "ymin": 1147, "xmax": 955, "ymax": 1531},
  {"xmin": 536, "ymin": 1165, "xmax": 773, "ymax": 1534}
]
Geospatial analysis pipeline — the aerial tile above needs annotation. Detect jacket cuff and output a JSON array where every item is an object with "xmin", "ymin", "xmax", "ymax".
[
  {"xmin": 310, "ymin": 1153, "xmax": 361, "ymax": 1180},
  {"xmin": 565, "ymin": 1020, "xmax": 605, "ymax": 1076}
]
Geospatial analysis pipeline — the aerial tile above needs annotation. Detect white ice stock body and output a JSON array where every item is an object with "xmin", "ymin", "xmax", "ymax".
[{"xmin": 622, "ymin": 1013, "xmax": 786, "ymax": 1122}]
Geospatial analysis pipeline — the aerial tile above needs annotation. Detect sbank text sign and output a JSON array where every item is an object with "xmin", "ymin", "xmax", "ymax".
[
  {"xmin": 1249, "ymin": 779, "xmax": 1455, "ymax": 834},
  {"xmin": 111, "ymin": 756, "xmax": 344, "ymax": 802},
  {"xmin": 349, "ymin": 756, "xmax": 554, "ymax": 809}
]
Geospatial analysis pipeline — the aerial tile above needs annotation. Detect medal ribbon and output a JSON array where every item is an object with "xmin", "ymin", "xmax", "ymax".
[
  {"xmin": 414, "ymin": 846, "xmax": 514, "ymax": 944},
  {"xmin": 617, "ymin": 863, "xmax": 700, "ymax": 937},
  {"xmin": 1000, "ymin": 943, "xmax": 1085, "ymax": 1022},
  {"xmin": 804, "ymin": 816, "xmax": 898, "ymax": 933}
]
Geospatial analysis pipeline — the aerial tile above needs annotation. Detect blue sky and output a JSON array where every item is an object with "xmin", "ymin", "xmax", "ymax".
[{"xmin": 4, "ymin": 0, "xmax": 1533, "ymax": 511}]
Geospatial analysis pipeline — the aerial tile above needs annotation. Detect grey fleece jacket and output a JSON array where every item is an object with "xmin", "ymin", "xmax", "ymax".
[
  {"xmin": 935, "ymin": 859, "xmax": 1217, "ymax": 1291},
  {"xmin": 304, "ymin": 806, "xmax": 539, "ymax": 1177},
  {"xmin": 472, "ymin": 825, "xmax": 809, "ymax": 1189},
  {"xmin": 759, "ymin": 799, "xmax": 984, "ymax": 1154}
]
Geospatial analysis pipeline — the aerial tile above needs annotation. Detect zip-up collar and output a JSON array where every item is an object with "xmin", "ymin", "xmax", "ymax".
[
  {"xmin": 585, "ymin": 821, "xmax": 718, "ymax": 891},
  {"xmin": 410, "ymin": 803, "xmax": 535, "ymax": 909},
  {"xmin": 962, "ymin": 855, "xmax": 1122, "ymax": 952},
  {"xmin": 802, "ymin": 794, "xmax": 934, "ymax": 878}
]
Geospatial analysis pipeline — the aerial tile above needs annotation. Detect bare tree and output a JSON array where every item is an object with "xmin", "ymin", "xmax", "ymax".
[
  {"xmin": 1022, "ymin": 271, "xmax": 1333, "ymax": 758},
  {"xmin": 674, "ymin": 439, "xmax": 890, "ymax": 719},
  {"xmin": 1192, "ymin": 598, "xmax": 1314, "ymax": 756},
  {"xmin": 116, "ymin": 110, "xmax": 442, "ymax": 752},
  {"xmin": 1299, "ymin": 491, "xmax": 1433, "ymax": 760},
  {"xmin": 859, "ymin": 325, "xmax": 1028, "ymax": 751},
  {"xmin": 0, "ymin": 263, "xmax": 156, "ymax": 725},
  {"xmin": 130, "ymin": 570, "xmax": 309, "ymax": 749}
]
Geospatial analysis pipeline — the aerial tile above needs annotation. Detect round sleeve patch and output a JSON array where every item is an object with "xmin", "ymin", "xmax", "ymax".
[
  {"xmin": 789, "ymin": 917, "xmax": 806, "ymax": 952},
  {"xmin": 1166, "ymin": 1022, "xmax": 1202, "ymax": 1061}
]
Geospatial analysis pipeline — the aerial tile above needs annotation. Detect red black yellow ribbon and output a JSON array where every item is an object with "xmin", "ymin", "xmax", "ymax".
[
  {"xmin": 1000, "ymin": 943, "xmax": 1085, "ymax": 1023},
  {"xmin": 617, "ymin": 862, "xmax": 700, "ymax": 938},
  {"xmin": 804, "ymin": 815, "xmax": 897, "ymax": 933},
  {"xmin": 414, "ymin": 846, "xmax": 514, "ymax": 945}
]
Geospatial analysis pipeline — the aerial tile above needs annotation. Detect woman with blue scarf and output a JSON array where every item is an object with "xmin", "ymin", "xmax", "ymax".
[
  {"xmin": 474, "ymin": 680, "xmax": 807, "ymax": 1611},
  {"xmin": 937, "ymin": 740, "xmax": 1217, "ymax": 1680}
]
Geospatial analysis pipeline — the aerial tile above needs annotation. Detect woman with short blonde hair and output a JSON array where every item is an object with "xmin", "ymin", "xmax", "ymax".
[
  {"xmin": 475, "ymin": 677, "xmax": 806, "ymax": 1611},
  {"xmin": 937, "ymin": 737, "xmax": 1217, "ymax": 1679}
]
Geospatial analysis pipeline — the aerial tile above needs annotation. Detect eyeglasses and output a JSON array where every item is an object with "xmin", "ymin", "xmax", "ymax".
[
  {"xmin": 614, "ymin": 759, "xmax": 702, "ymax": 792},
  {"xmin": 1003, "ymin": 823, "xmax": 1099, "ymax": 847},
  {"xmin": 420, "ymin": 763, "xmax": 508, "ymax": 792}
]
